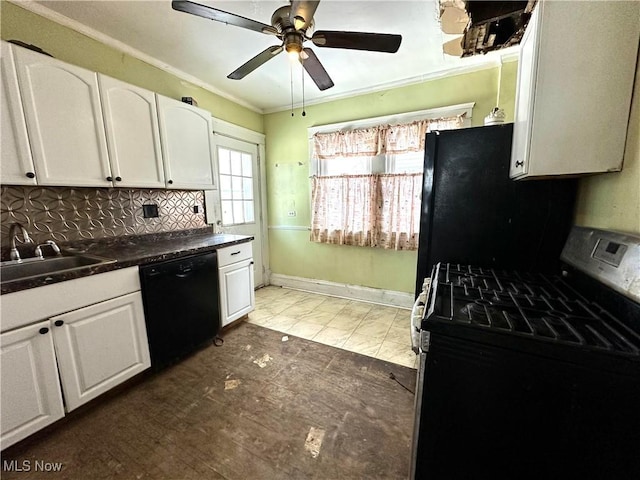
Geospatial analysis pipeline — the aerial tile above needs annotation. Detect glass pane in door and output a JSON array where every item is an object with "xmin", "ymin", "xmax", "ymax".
[{"xmin": 217, "ymin": 145, "xmax": 256, "ymax": 226}]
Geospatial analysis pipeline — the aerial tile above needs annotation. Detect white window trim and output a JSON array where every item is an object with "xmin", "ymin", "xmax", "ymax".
[{"xmin": 308, "ymin": 102, "xmax": 474, "ymax": 176}]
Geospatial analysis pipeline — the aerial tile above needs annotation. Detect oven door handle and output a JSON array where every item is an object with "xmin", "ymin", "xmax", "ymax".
[{"xmin": 410, "ymin": 295, "xmax": 424, "ymax": 354}]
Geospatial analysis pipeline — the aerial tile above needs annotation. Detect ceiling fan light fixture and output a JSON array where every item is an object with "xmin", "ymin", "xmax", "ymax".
[
  {"xmin": 284, "ymin": 32, "xmax": 303, "ymax": 62},
  {"xmin": 287, "ymin": 48, "xmax": 301, "ymax": 62}
]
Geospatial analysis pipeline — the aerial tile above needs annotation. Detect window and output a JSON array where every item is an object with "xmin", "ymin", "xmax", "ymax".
[
  {"xmin": 309, "ymin": 104, "xmax": 472, "ymax": 250},
  {"xmin": 218, "ymin": 147, "xmax": 255, "ymax": 226}
]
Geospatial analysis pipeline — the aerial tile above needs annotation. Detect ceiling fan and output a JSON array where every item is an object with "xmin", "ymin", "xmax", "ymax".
[{"xmin": 171, "ymin": 0, "xmax": 403, "ymax": 91}]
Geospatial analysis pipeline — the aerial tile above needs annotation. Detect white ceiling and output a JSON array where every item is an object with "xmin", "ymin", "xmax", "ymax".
[{"xmin": 25, "ymin": 0, "xmax": 515, "ymax": 113}]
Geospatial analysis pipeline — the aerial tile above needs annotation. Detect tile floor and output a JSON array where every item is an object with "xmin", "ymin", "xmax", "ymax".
[{"xmin": 246, "ymin": 286, "xmax": 417, "ymax": 368}]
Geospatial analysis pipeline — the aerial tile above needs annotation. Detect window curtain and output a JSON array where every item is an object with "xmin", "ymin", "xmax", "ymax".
[
  {"xmin": 377, "ymin": 173, "xmax": 422, "ymax": 250},
  {"xmin": 310, "ymin": 114, "xmax": 463, "ymax": 250},
  {"xmin": 310, "ymin": 175, "xmax": 377, "ymax": 246},
  {"xmin": 312, "ymin": 115, "xmax": 464, "ymax": 160}
]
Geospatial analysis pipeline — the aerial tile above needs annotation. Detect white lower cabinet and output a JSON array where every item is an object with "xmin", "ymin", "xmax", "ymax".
[
  {"xmin": 0, "ymin": 268, "xmax": 150, "ymax": 449},
  {"xmin": 219, "ymin": 259, "xmax": 255, "ymax": 326},
  {"xmin": 218, "ymin": 243, "xmax": 255, "ymax": 327},
  {"xmin": 51, "ymin": 292, "xmax": 151, "ymax": 412},
  {"xmin": 0, "ymin": 321, "xmax": 65, "ymax": 450}
]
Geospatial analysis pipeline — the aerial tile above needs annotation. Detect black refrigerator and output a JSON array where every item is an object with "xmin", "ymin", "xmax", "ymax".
[{"xmin": 414, "ymin": 123, "xmax": 577, "ymax": 296}]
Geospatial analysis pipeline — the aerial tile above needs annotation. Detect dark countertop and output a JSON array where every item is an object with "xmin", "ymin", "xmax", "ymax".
[{"xmin": 1, "ymin": 228, "xmax": 253, "ymax": 295}]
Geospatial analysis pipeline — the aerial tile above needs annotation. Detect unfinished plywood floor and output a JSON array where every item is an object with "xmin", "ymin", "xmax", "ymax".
[{"xmin": 1, "ymin": 323, "xmax": 416, "ymax": 480}]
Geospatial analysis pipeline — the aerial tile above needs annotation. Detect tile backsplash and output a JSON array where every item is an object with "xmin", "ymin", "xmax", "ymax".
[{"xmin": 0, "ymin": 186, "xmax": 207, "ymax": 247}]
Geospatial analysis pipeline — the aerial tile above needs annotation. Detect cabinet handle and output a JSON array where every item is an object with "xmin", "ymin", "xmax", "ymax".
[
  {"xmin": 26, "ymin": 172, "xmax": 35, "ymax": 179},
  {"xmin": 39, "ymin": 327, "xmax": 49, "ymax": 335},
  {"xmin": 515, "ymin": 160, "xmax": 524, "ymax": 168},
  {"xmin": 250, "ymin": 261, "xmax": 254, "ymax": 265},
  {"xmin": 230, "ymin": 251, "xmax": 241, "ymax": 256},
  {"xmin": 106, "ymin": 176, "xmax": 113, "ymax": 181},
  {"xmin": 115, "ymin": 176, "xmax": 122, "ymax": 182},
  {"xmin": 168, "ymin": 180, "xmax": 174, "ymax": 185},
  {"xmin": 54, "ymin": 320, "xmax": 64, "ymax": 327}
]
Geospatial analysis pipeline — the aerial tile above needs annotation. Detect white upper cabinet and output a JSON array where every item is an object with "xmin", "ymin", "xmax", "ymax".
[
  {"xmin": 510, "ymin": 1, "xmax": 640, "ymax": 179},
  {"xmin": 1, "ymin": 42, "xmax": 36, "ymax": 185},
  {"xmin": 156, "ymin": 94, "xmax": 216, "ymax": 190},
  {"xmin": 98, "ymin": 75, "xmax": 165, "ymax": 188},
  {"xmin": 13, "ymin": 44, "xmax": 112, "ymax": 187}
]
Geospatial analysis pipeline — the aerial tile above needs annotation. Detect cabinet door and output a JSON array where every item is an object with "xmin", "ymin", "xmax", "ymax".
[
  {"xmin": 0, "ymin": 41, "xmax": 36, "ymax": 185},
  {"xmin": 219, "ymin": 259, "xmax": 255, "ymax": 327},
  {"xmin": 0, "ymin": 320, "xmax": 65, "ymax": 450},
  {"xmin": 509, "ymin": 5, "xmax": 540, "ymax": 178},
  {"xmin": 13, "ymin": 44, "xmax": 112, "ymax": 187},
  {"xmin": 156, "ymin": 94, "xmax": 216, "ymax": 190},
  {"xmin": 98, "ymin": 75, "xmax": 165, "ymax": 188},
  {"xmin": 51, "ymin": 292, "xmax": 151, "ymax": 412},
  {"xmin": 511, "ymin": 1, "xmax": 639, "ymax": 178}
]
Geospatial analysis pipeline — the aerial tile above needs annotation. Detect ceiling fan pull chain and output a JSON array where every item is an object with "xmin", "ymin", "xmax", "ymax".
[
  {"xmin": 290, "ymin": 60, "xmax": 295, "ymax": 117},
  {"xmin": 301, "ymin": 59, "xmax": 306, "ymax": 117}
]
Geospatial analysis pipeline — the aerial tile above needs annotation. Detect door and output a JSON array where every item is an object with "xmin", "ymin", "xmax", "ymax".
[
  {"xmin": 51, "ymin": 292, "xmax": 151, "ymax": 411},
  {"xmin": 213, "ymin": 134, "xmax": 265, "ymax": 287},
  {"xmin": 1, "ymin": 41, "xmax": 37, "ymax": 185},
  {"xmin": 0, "ymin": 320, "xmax": 65, "ymax": 450},
  {"xmin": 219, "ymin": 259, "xmax": 256, "ymax": 326},
  {"xmin": 510, "ymin": 4, "xmax": 540, "ymax": 178},
  {"xmin": 13, "ymin": 44, "xmax": 112, "ymax": 187},
  {"xmin": 156, "ymin": 94, "xmax": 216, "ymax": 190},
  {"xmin": 98, "ymin": 74, "xmax": 165, "ymax": 188}
]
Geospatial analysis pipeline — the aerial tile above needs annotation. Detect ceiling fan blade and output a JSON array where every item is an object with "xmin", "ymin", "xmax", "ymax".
[
  {"xmin": 300, "ymin": 48, "xmax": 334, "ymax": 91},
  {"xmin": 172, "ymin": 1, "xmax": 277, "ymax": 35},
  {"xmin": 311, "ymin": 31, "xmax": 402, "ymax": 53},
  {"xmin": 290, "ymin": 1, "xmax": 320, "ymax": 30},
  {"xmin": 227, "ymin": 46, "xmax": 283, "ymax": 80}
]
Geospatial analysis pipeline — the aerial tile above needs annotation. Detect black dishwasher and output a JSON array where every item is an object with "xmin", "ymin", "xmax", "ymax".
[{"xmin": 139, "ymin": 251, "xmax": 220, "ymax": 370}]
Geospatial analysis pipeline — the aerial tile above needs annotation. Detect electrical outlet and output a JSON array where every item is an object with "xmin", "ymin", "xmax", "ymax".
[
  {"xmin": 287, "ymin": 211, "xmax": 296, "ymax": 217},
  {"xmin": 193, "ymin": 205, "xmax": 200, "ymax": 214},
  {"xmin": 142, "ymin": 204, "xmax": 159, "ymax": 218}
]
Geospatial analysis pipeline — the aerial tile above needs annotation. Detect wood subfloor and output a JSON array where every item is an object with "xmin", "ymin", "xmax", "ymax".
[{"xmin": 1, "ymin": 323, "xmax": 416, "ymax": 480}]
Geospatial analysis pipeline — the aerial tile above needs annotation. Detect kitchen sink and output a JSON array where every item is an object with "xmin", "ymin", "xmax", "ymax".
[{"xmin": 0, "ymin": 253, "xmax": 116, "ymax": 283}]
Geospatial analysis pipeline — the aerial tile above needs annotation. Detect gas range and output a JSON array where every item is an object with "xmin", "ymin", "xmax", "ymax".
[
  {"xmin": 410, "ymin": 227, "xmax": 640, "ymax": 479},
  {"xmin": 426, "ymin": 263, "xmax": 640, "ymax": 359}
]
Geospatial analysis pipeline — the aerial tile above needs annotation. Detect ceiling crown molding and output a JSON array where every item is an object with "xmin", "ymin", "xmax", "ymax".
[
  {"xmin": 264, "ymin": 48, "xmax": 519, "ymax": 114},
  {"xmin": 9, "ymin": 0, "xmax": 264, "ymax": 113}
]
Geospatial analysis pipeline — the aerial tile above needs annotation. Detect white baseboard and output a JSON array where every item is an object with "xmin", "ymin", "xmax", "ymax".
[{"xmin": 268, "ymin": 273, "xmax": 413, "ymax": 309}]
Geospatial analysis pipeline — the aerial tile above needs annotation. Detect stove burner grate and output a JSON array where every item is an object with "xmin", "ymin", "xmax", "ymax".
[{"xmin": 431, "ymin": 265, "xmax": 640, "ymax": 356}]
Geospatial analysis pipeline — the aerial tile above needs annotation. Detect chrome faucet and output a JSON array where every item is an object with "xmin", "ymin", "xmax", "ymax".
[
  {"xmin": 9, "ymin": 222, "xmax": 34, "ymax": 261},
  {"xmin": 34, "ymin": 240, "xmax": 62, "ymax": 259}
]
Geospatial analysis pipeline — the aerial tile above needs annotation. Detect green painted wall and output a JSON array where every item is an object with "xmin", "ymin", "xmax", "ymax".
[
  {"xmin": 574, "ymin": 60, "xmax": 640, "ymax": 234},
  {"xmin": 264, "ymin": 62, "xmax": 519, "ymax": 293},
  {"xmin": 0, "ymin": 1, "xmax": 263, "ymax": 132}
]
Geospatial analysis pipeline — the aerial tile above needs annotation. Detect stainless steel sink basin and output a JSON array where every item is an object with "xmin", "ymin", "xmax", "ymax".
[{"xmin": 0, "ymin": 254, "xmax": 116, "ymax": 283}]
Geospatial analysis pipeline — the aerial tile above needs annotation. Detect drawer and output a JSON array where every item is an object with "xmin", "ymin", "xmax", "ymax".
[
  {"xmin": 218, "ymin": 242, "xmax": 253, "ymax": 267},
  {"xmin": 1, "ymin": 267, "xmax": 140, "ymax": 333}
]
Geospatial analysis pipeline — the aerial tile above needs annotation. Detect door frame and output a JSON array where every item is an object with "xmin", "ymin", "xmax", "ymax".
[{"xmin": 211, "ymin": 117, "xmax": 269, "ymax": 286}]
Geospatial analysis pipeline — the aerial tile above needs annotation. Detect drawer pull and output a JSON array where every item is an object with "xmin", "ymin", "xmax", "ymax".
[{"xmin": 230, "ymin": 251, "xmax": 241, "ymax": 256}]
